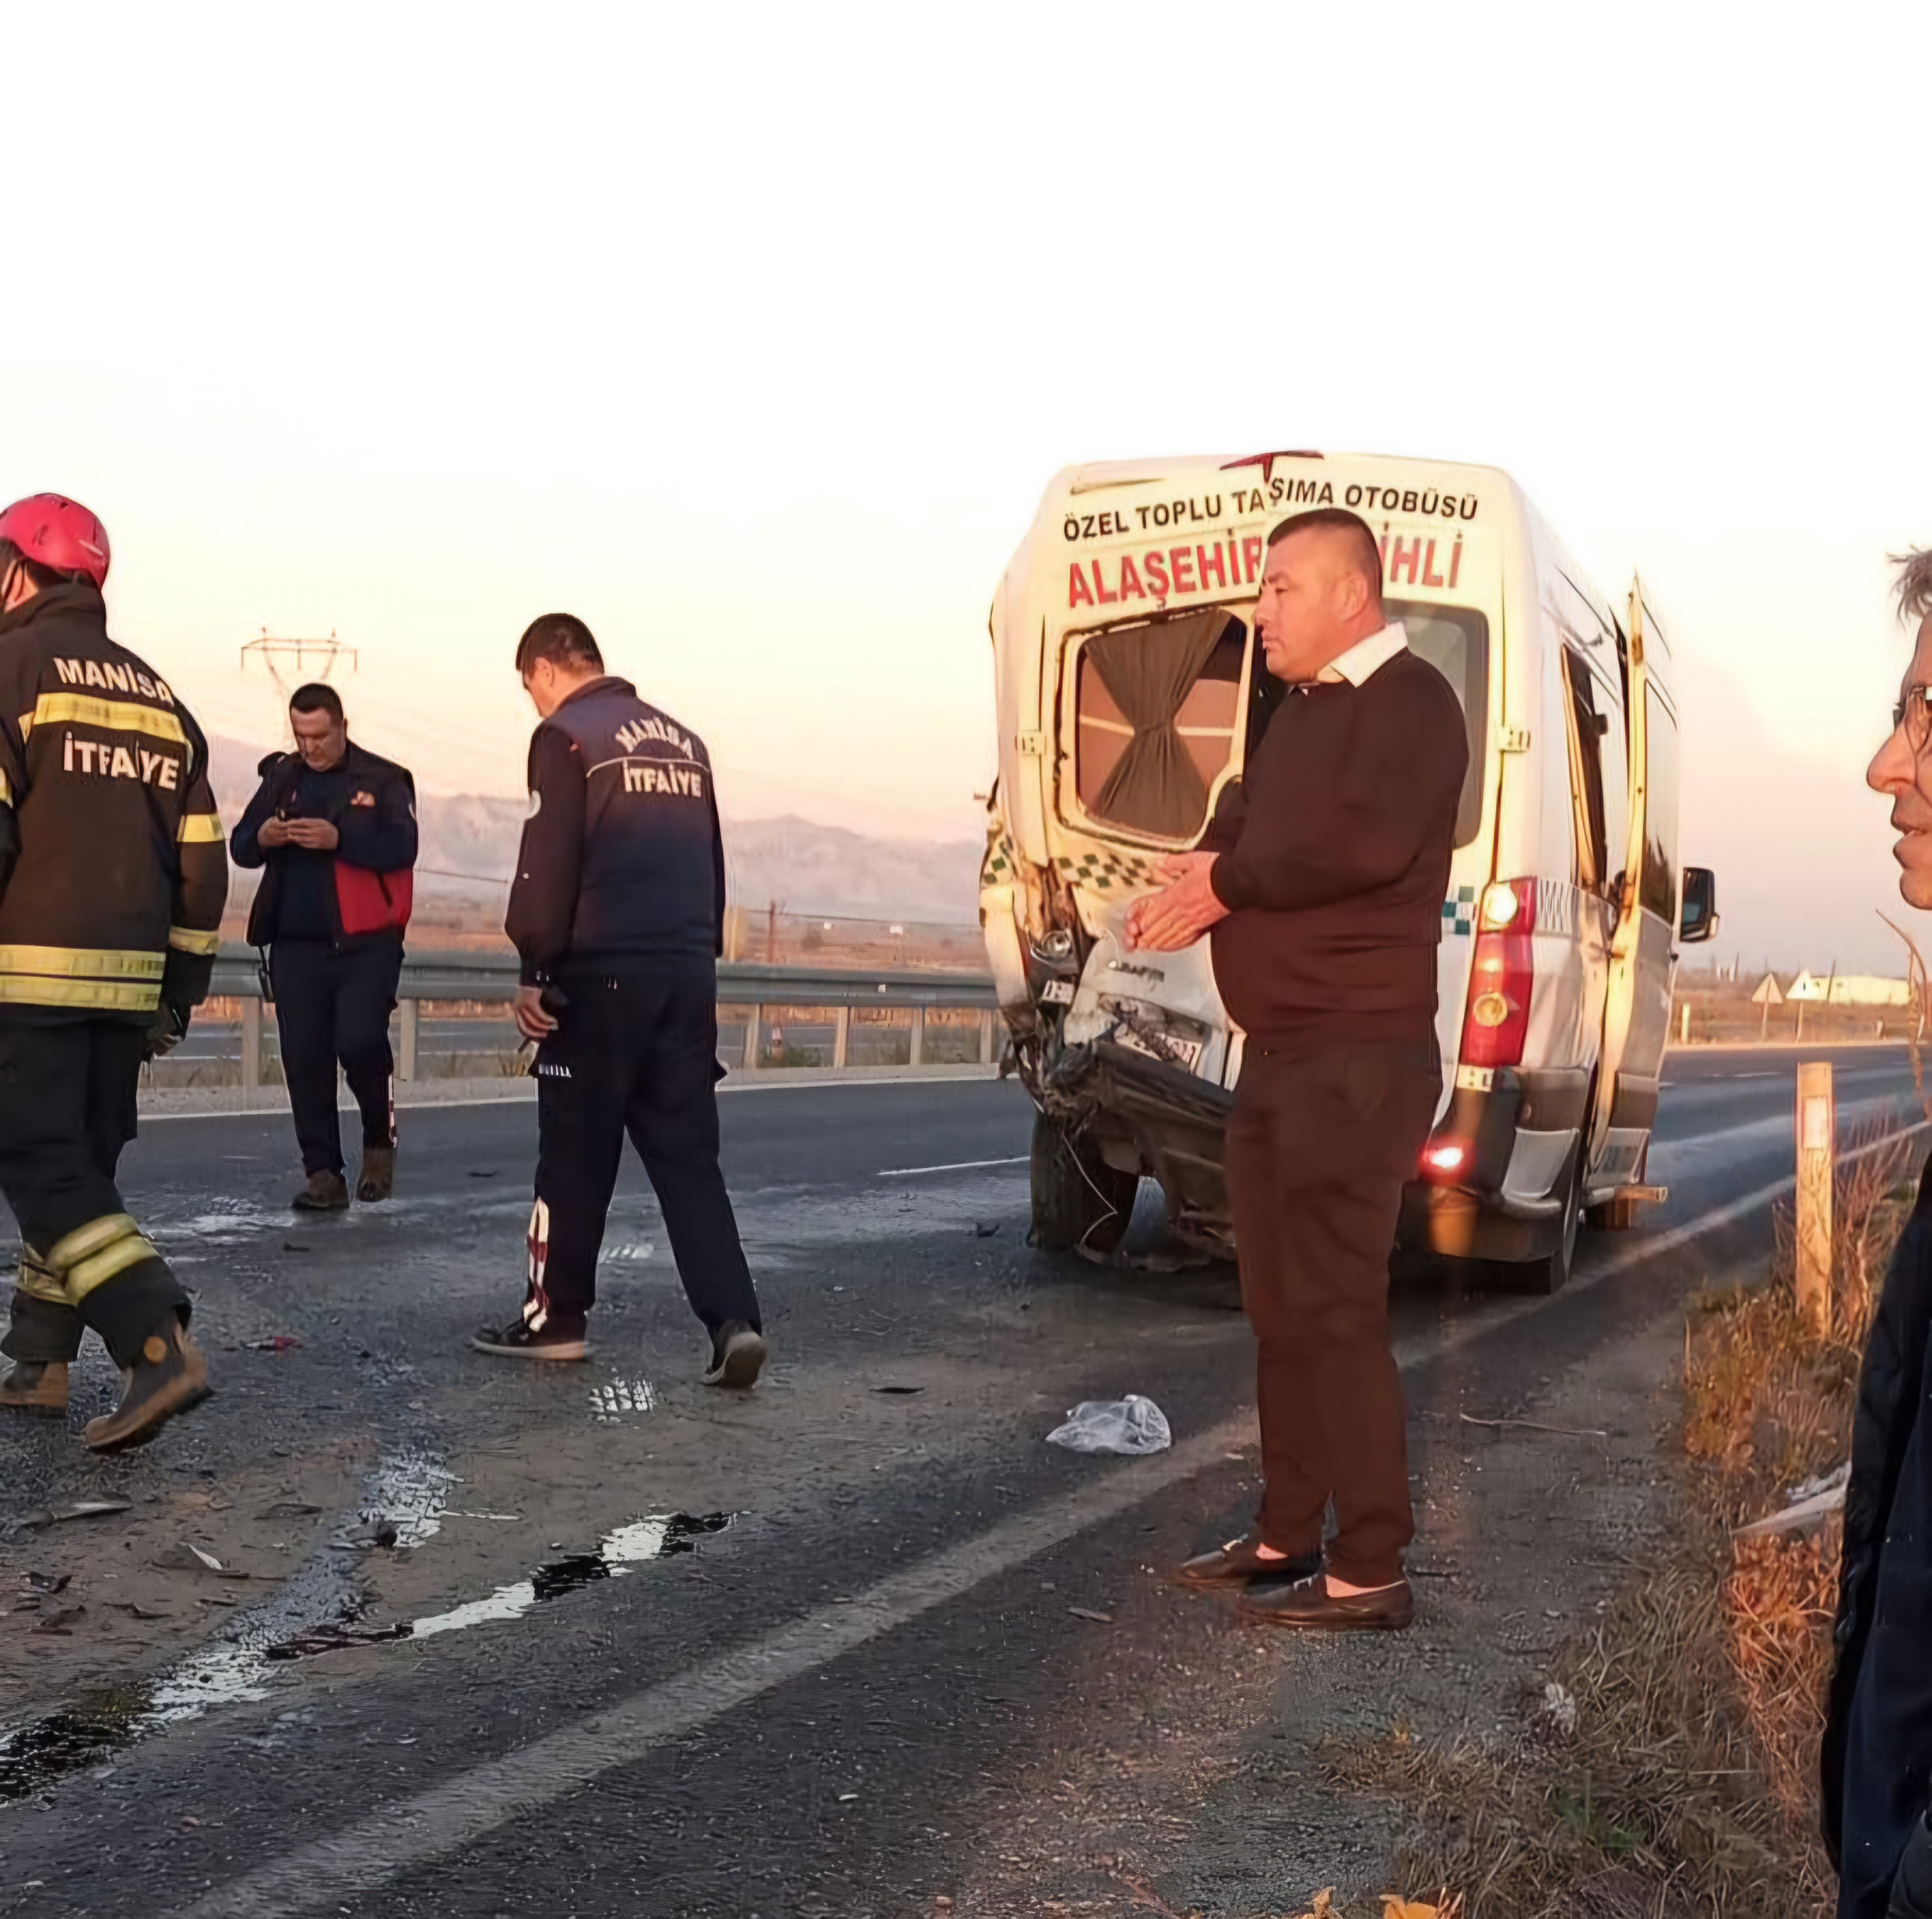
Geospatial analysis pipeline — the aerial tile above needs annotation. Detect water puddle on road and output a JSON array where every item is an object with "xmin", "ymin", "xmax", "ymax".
[
  {"xmin": 0, "ymin": 1506, "xmax": 735, "ymax": 1803},
  {"xmin": 410, "ymin": 1512, "xmax": 732, "ymax": 1639}
]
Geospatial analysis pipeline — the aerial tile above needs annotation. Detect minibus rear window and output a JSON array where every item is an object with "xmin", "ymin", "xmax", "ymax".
[
  {"xmin": 1389, "ymin": 599, "xmax": 1488, "ymax": 848},
  {"xmin": 1073, "ymin": 609, "xmax": 1246, "ymax": 840}
]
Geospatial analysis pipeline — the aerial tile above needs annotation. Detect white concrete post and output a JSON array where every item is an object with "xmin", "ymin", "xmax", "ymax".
[
  {"xmin": 399, "ymin": 998, "xmax": 419, "ymax": 1082},
  {"xmin": 908, "ymin": 1005, "xmax": 925, "ymax": 1068},
  {"xmin": 832, "ymin": 1005, "xmax": 850, "ymax": 1070},
  {"xmin": 241, "ymin": 998, "xmax": 262, "ymax": 1091},
  {"xmin": 1796, "ymin": 1061, "xmax": 1835, "ymax": 1336}
]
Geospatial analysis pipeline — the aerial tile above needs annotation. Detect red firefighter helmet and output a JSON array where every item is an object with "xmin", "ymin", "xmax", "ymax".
[{"xmin": 0, "ymin": 494, "xmax": 110, "ymax": 588}]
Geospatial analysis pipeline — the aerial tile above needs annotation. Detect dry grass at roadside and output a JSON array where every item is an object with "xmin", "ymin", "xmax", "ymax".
[{"xmin": 1322, "ymin": 1133, "xmax": 1915, "ymax": 1918}]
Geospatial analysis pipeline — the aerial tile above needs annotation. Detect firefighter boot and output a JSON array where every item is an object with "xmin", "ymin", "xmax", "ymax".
[
  {"xmin": 0, "ymin": 1359, "xmax": 68, "ymax": 1418},
  {"xmin": 84, "ymin": 1317, "xmax": 211, "ymax": 1454},
  {"xmin": 356, "ymin": 1146, "xmax": 396, "ymax": 1203}
]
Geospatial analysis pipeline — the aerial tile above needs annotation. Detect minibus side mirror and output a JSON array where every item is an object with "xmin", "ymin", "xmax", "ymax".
[{"xmin": 1680, "ymin": 867, "xmax": 1718, "ymax": 944}]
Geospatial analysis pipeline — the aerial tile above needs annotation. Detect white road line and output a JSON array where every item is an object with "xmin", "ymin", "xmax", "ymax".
[
  {"xmin": 878, "ymin": 1155, "xmax": 1028, "ymax": 1177},
  {"xmin": 168, "ymin": 1117, "xmax": 1932, "ymax": 1919}
]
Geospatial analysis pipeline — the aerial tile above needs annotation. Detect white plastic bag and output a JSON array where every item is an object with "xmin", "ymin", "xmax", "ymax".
[{"xmin": 1046, "ymin": 1394, "xmax": 1172, "ymax": 1456}]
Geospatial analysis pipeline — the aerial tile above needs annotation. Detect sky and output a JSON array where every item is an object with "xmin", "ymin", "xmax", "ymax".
[{"xmin": 5, "ymin": 2, "xmax": 1931, "ymax": 965}]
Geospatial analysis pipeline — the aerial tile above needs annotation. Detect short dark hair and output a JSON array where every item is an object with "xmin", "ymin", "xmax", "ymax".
[
  {"xmin": 289, "ymin": 682, "xmax": 345, "ymax": 725},
  {"xmin": 516, "ymin": 613, "xmax": 604, "ymax": 676},
  {"xmin": 1265, "ymin": 508, "xmax": 1384, "ymax": 611}
]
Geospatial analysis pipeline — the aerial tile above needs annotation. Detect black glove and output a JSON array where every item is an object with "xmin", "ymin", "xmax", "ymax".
[
  {"xmin": 143, "ymin": 998, "xmax": 192, "ymax": 1063},
  {"xmin": 1891, "ymin": 1813, "xmax": 1932, "ymax": 1917}
]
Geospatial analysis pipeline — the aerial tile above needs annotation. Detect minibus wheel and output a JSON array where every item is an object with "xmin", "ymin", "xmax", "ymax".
[{"xmin": 1029, "ymin": 1110, "xmax": 1138, "ymax": 1256}]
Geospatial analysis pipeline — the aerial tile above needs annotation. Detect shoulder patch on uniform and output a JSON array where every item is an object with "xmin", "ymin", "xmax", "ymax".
[{"xmin": 526, "ymin": 789, "xmax": 541, "ymax": 819}]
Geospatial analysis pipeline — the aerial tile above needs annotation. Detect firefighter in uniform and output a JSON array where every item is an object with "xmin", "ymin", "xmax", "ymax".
[
  {"xmin": 0, "ymin": 495, "xmax": 228, "ymax": 1450},
  {"xmin": 473, "ymin": 612, "xmax": 767, "ymax": 1387}
]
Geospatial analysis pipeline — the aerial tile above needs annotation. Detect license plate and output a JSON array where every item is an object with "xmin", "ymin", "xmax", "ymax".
[
  {"xmin": 1040, "ymin": 978, "xmax": 1075, "ymax": 1006},
  {"xmin": 1114, "ymin": 1026, "xmax": 1203, "ymax": 1072}
]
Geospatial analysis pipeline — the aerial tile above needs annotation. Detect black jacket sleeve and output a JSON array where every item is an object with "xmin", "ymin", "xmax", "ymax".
[
  {"xmin": 710, "ymin": 782, "xmax": 727, "ymax": 958},
  {"xmin": 164, "ymin": 711, "xmax": 230, "ymax": 1009},
  {"xmin": 335, "ymin": 761, "xmax": 418, "ymax": 874},
  {"xmin": 230, "ymin": 756, "xmax": 291, "ymax": 870},
  {"xmin": 504, "ymin": 724, "xmax": 586, "ymax": 986}
]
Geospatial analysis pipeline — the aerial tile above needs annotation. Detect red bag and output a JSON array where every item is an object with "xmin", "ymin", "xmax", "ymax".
[{"xmin": 334, "ymin": 862, "xmax": 413, "ymax": 937}]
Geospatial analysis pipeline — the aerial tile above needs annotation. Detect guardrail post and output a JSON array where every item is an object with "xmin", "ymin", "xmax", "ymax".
[
  {"xmin": 241, "ymin": 998, "xmax": 262, "ymax": 1092},
  {"xmin": 832, "ymin": 1006, "xmax": 850, "ymax": 1070},
  {"xmin": 1796, "ymin": 1061, "xmax": 1835, "ymax": 1336},
  {"xmin": 979, "ymin": 1008, "xmax": 996, "ymax": 1065},
  {"xmin": 1680, "ymin": 1002, "xmax": 1690, "ymax": 1045},
  {"xmin": 744, "ymin": 1004, "xmax": 762, "ymax": 1072},
  {"xmin": 908, "ymin": 1005, "xmax": 924, "ymax": 1067},
  {"xmin": 399, "ymin": 999, "xmax": 419, "ymax": 1082}
]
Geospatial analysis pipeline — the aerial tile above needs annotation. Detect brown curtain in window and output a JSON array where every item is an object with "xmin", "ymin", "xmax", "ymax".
[{"xmin": 1086, "ymin": 611, "xmax": 1226, "ymax": 838}]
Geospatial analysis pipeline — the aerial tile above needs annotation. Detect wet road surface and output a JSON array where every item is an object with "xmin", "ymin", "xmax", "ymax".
[{"xmin": 0, "ymin": 1046, "xmax": 1919, "ymax": 1915}]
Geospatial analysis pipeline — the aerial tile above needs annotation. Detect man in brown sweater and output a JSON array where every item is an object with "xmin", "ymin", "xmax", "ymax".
[{"xmin": 1128, "ymin": 507, "xmax": 1467, "ymax": 1631}]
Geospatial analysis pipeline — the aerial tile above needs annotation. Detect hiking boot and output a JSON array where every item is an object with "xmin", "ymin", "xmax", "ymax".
[
  {"xmin": 83, "ymin": 1322, "xmax": 211, "ymax": 1454},
  {"xmin": 0, "ymin": 1359, "xmax": 69, "ymax": 1419},
  {"xmin": 356, "ymin": 1147, "xmax": 396, "ymax": 1204},
  {"xmin": 292, "ymin": 1170, "xmax": 350, "ymax": 1212},
  {"xmin": 469, "ymin": 1316, "xmax": 588, "ymax": 1363},
  {"xmin": 702, "ymin": 1321, "xmax": 768, "ymax": 1389}
]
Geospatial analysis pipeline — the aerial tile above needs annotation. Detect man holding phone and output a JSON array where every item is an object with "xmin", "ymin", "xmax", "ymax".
[
  {"xmin": 230, "ymin": 685, "xmax": 417, "ymax": 1211},
  {"xmin": 480, "ymin": 614, "xmax": 765, "ymax": 1387}
]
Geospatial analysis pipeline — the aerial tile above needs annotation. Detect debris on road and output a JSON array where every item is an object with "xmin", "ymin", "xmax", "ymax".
[
  {"xmin": 874, "ymin": 1384, "xmax": 924, "ymax": 1395},
  {"xmin": 1736, "ymin": 1464, "xmax": 1849, "ymax": 1539},
  {"xmin": 20, "ymin": 1499, "xmax": 134, "ymax": 1529},
  {"xmin": 1047, "ymin": 1395, "xmax": 1172, "ymax": 1456},
  {"xmin": 972, "ymin": 1221, "xmax": 999, "ymax": 1237},
  {"xmin": 152, "ymin": 1543, "xmax": 226, "ymax": 1574},
  {"xmin": 266, "ymin": 1621, "xmax": 412, "ymax": 1661},
  {"xmin": 31, "ymin": 1607, "xmax": 85, "ymax": 1637},
  {"xmin": 1067, "ymin": 1607, "xmax": 1113, "ymax": 1624},
  {"xmin": 1541, "ymin": 1680, "xmax": 1578, "ymax": 1734},
  {"xmin": 243, "ymin": 1335, "xmax": 303, "ymax": 1353},
  {"xmin": 1460, "ymin": 1412, "xmax": 1609, "ymax": 1440}
]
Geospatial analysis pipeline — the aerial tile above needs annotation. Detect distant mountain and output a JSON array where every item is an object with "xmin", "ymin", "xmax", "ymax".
[{"xmin": 207, "ymin": 738, "xmax": 982, "ymax": 925}]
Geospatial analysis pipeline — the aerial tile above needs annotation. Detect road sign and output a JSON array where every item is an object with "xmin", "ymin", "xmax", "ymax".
[
  {"xmin": 1751, "ymin": 973, "xmax": 1784, "ymax": 1007},
  {"xmin": 1788, "ymin": 970, "xmax": 1827, "ymax": 1002}
]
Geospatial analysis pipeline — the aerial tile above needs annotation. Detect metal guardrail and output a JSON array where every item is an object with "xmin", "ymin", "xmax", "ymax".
[{"xmin": 204, "ymin": 946, "xmax": 1001, "ymax": 1085}]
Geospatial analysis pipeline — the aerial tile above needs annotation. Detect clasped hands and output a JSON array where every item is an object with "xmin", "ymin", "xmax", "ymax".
[
  {"xmin": 258, "ymin": 815, "xmax": 339, "ymax": 851},
  {"xmin": 1122, "ymin": 852, "xmax": 1230, "ymax": 953}
]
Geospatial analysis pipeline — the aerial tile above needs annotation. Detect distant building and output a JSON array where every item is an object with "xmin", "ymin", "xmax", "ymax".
[{"xmin": 1826, "ymin": 975, "xmax": 1914, "ymax": 1007}]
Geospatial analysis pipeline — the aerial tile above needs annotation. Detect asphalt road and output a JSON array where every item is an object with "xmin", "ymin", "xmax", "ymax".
[{"xmin": 0, "ymin": 1045, "xmax": 1921, "ymax": 1916}]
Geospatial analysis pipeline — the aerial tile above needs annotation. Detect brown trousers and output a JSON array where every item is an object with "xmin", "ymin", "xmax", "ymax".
[{"xmin": 1225, "ymin": 1037, "xmax": 1442, "ymax": 1588}]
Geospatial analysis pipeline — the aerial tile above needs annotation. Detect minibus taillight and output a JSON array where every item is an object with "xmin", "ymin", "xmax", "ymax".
[{"xmin": 1458, "ymin": 879, "xmax": 1537, "ymax": 1070}]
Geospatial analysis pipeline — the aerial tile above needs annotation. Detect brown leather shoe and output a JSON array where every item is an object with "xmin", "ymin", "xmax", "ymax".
[
  {"xmin": 1173, "ymin": 1535, "xmax": 1323, "ymax": 1591},
  {"xmin": 356, "ymin": 1147, "xmax": 396, "ymax": 1203},
  {"xmin": 292, "ymin": 1170, "xmax": 350, "ymax": 1212},
  {"xmin": 1239, "ymin": 1575, "xmax": 1414, "ymax": 1632},
  {"xmin": 83, "ymin": 1322, "xmax": 211, "ymax": 1454},
  {"xmin": 0, "ymin": 1359, "xmax": 69, "ymax": 1418}
]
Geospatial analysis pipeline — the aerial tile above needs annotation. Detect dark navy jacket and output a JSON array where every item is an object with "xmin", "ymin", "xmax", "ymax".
[
  {"xmin": 1826, "ymin": 1153, "xmax": 1932, "ymax": 1918},
  {"xmin": 505, "ymin": 677, "xmax": 724, "ymax": 985},
  {"xmin": 230, "ymin": 741, "xmax": 416, "ymax": 951}
]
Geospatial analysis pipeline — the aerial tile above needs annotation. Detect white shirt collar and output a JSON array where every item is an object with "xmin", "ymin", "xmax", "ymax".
[{"xmin": 1316, "ymin": 620, "xmax": 1408, "ymax": 686}]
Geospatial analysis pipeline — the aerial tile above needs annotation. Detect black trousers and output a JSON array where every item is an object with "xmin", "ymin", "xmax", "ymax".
[
  {"xmin": 526, "ymin": 973, "xmax": 759, "ymax": 1338},
  {"xmin": 1224, "ymin": 1036, "xmax": 1441, "ymax": 1590},
  {"xmin": 270, "ymin": 939, "xmax": 402, "ymax": 1176},
  {"xmin": 0, "ymin": 1019, "xmax": 189, "ymax": 1368}
]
